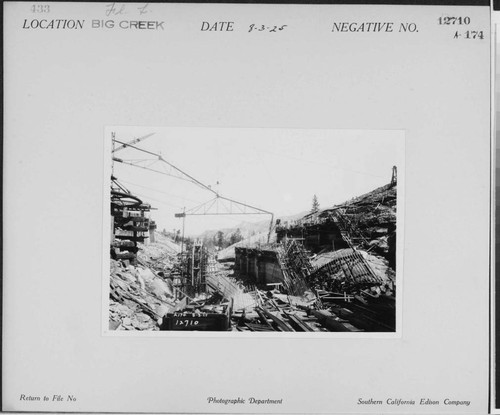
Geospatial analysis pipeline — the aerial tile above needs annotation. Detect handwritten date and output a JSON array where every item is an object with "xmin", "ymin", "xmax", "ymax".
[{"xmin": 249, "ymin": 24, "xmax": 287, "ymax": 33}]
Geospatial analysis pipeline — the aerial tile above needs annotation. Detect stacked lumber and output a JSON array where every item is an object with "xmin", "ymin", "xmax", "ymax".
[
  {"xmin": 232, "ymin": 289, "xmax": 363, "ymax": 332},
  {"xmin": 317, "ymin": 290, "xmax": 396, "ymax": 331}
]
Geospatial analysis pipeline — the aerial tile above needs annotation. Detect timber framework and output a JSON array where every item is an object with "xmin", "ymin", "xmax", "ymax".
[{"xmin": 109, "ymin": 166, "xmax": 397, "ymax": 332}]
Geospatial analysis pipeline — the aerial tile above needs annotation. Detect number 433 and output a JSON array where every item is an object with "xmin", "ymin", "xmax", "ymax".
[{"xmin": 31, "ymin": 4, "xmax": 50, "ymax": 13}]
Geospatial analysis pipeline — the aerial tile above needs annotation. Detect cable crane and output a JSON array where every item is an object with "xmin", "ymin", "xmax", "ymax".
[
  {"xmin": 112, "ymin": 132, "xmax": 155, "ymax": 153},
  {"xmin": 111, "ymin": 136, "xmax": 275, "ymax": 246}
]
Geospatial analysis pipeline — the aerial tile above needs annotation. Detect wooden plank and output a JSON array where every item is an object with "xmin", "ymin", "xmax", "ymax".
[
  {"xmin": 286, "ymin": 313, "xmax": 315, "ymax": 332},
  {"xmin": 310, "ymin": 309, "xmax": 352, "ymax": 332},
  {"xmin": 259, "ymin": 307, "xmax": 294, "ymax": 332},
  {"xmin": 255, "ymin": 308, "xmax": 274, "ymax": 329},
  {"xmin": 245, "ymin": 322, "xmax": 275, "ymax": 332}
]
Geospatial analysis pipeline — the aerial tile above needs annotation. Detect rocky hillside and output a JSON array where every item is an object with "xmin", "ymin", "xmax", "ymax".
[
  {"xmin": 109, "ymin": 232, "xmax": 181, "ymax": 331},
  {"xmin": 334, "ymin": 183, "xmax": 396, "ymax": 266}
]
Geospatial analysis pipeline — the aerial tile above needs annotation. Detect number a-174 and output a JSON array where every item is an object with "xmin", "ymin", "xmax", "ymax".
[{"xmin": 454, "ymin": 30, "xmax": 484, "ymax": 39}]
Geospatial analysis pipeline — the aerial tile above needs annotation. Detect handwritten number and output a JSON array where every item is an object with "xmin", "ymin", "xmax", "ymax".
[{"xmin": 248, "ymin": 24, "xmax": 288, "ymax": 33}]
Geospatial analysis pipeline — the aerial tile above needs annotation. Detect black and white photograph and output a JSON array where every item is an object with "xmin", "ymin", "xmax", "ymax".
[
  {"xmin": 4, "ymin": 1, "xmax": 490, "ymax": 413},
  {"xmin": 107, "ymin": 127, "xmax": 404, "ymax": 333}
]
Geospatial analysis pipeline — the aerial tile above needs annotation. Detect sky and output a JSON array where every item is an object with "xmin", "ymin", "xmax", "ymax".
[{"xmin": 110, "ymin": 127, "xmax": 404, "ymax": 236}]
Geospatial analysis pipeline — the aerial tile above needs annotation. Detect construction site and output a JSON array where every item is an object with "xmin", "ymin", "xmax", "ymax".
[{"xmin": 108, "ymin": 131, "xmax": 399, "ymax": 333}]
